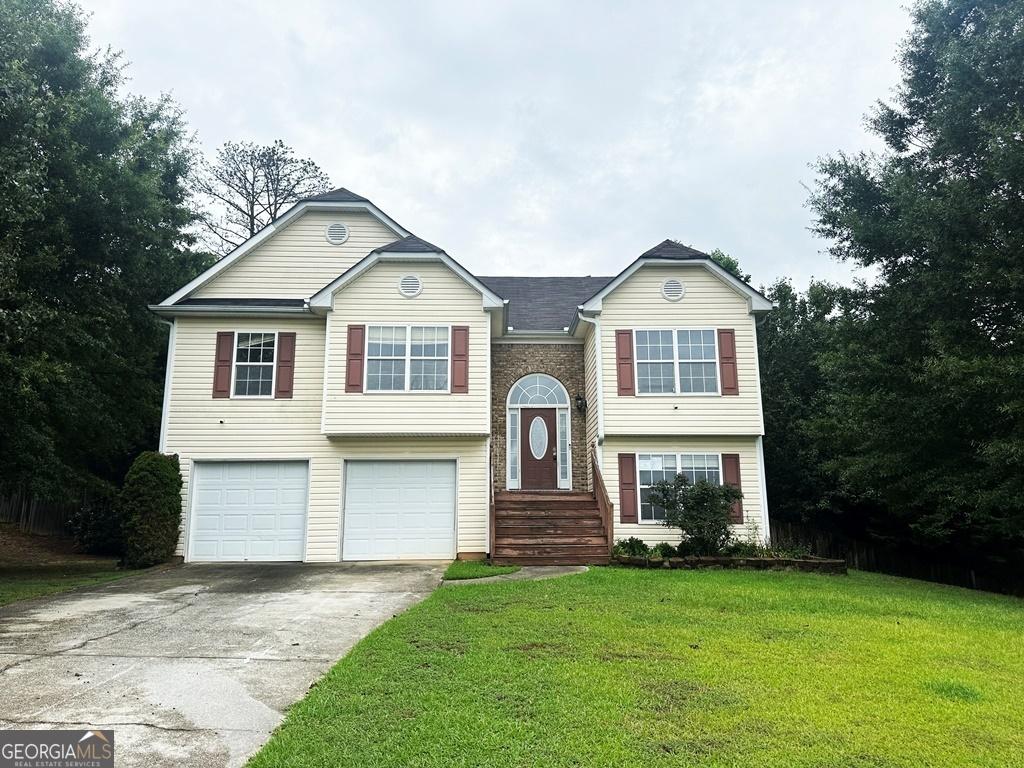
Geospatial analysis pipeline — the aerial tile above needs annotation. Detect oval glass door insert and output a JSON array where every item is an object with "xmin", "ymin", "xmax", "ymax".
[{"xmin": 529, "ymin": 416, "xmax": 549, "ymax": 460}]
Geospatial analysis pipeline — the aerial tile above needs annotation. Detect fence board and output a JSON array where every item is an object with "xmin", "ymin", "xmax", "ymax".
[
  {"xmin": 770, "ymin": 519, "xmax": 1021, "ymax": 596},
  {"xmin": 0, "ymin": 492, "xmax": 76, "ymax": 537}
]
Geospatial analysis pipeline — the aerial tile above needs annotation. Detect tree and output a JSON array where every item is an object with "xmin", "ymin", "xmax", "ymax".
[
  {"xmin": 194, "ymin": 139, "xmax": 332, "ymax": 253},
  {"xmin": 806, "ymin": 0, "xmax": 1024, "ymax": 566},
  {"xmin": 0, "ymin": 0, "xmax": 209, "ymax": 502},
  {"xmin": 647, "ymin": 477, "xmax": 742, "ymax": 555},
  {"xmin": 709, "ymin": 248, "xmax": 751, "ymax": 282}
]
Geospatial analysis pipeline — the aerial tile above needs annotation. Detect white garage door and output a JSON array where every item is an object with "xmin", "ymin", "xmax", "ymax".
[
  {"xmin": 343, "ymin": 460, "xmax": 456, "ymax": 560},
  {"xmin": 190, "ymin": 461, "xmax": 308, "ymax": 562}
]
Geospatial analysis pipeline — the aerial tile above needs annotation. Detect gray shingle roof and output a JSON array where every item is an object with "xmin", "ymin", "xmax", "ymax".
[
  {"xmin": 176, "ymin": 297, "xmax": 306, "ymax": 307},
  {"xmin": 302, "ymin": 187, "xmax": 370, "ymax": 203},
  {"xmin": 478, "ymin": 276, "xmax": 612, "ymax": 331},
  {"xmin": 371, "ymin": 235, "xmax": 445, "ymax": 254},
  {"xmin": 639, "ymin": 239, "xmax": 711, "ymax": 260}
]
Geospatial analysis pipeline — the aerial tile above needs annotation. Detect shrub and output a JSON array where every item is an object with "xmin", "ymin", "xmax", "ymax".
[
  {"xmin": 721, "ymin": 540, "xmax": 814, "ymax": 559},
  {"xmin": 651, "ymin": 542, "xmax": 678, "ymax": 559},
  {"xmin": 69, "ymin": 488, "xmax": 124, "ymax": 556},
  {"xmin": 613, "ymin": 537, "xmax": 650, "ymax": 557},
  {"xmin": 648, "ymin": 477, "xmax": 742, "ymax": 556},
  {"xmin": 120, "ymin": 452, "xmax": 182, "ymax": 569}
]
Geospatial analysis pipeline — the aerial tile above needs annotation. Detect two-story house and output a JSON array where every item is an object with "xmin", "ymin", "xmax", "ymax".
[{"xmin": 151, "ymin": 188, "xmax": 774, "ymax": 565}]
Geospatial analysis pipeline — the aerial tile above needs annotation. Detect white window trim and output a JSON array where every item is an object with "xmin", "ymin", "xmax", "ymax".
[
  {"xmin": 633, "ymin": 328, "xmax": 720, "ymax": 397},
  {"xmin": 230, "ymin": 330, "xmax": 278, "ymax": 400},
  {"xmin": 363, "ymin": 323, "xmax": 453, "ymax": 394},
  {"xmin": 636, "ymin": 452, "xmax": 723, "ymax": 524}
]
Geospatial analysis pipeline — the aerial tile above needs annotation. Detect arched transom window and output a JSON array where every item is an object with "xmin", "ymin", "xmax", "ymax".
[{"xmin": 507, "ymin": 373, "xmax": 569, "ymax": 407}]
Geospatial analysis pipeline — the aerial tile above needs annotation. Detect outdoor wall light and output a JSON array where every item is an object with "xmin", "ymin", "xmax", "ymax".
[{"xmin": 574, "ymin": 394, "xmax": 587, "ymax": 414}]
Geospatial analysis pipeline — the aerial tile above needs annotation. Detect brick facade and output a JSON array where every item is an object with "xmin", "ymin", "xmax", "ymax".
[{"xmin": 490, "ymin": 343, "xmax": 589, "ymax": 494}]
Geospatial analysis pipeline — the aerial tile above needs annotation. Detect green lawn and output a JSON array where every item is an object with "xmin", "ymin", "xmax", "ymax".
[
  {"xmin": 249, "ymin": 568, "xmax": 1024, "ymax": 768},
  {"xmin": 0, "ymin": 562, "xmax": 128, "ymax": 607},
  {"xmin": 443, "ymin": 560, "xmax": 521, "ymax": 580}
]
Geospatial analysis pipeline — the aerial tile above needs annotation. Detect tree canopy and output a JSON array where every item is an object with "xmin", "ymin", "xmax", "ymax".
[
  {"xmin": 761, "ymin": 0, "xmax": 1024, "ymax": 576},
  {"xmin": 0, "ymin": 0, "xmax": 209, "ymax": 499}
]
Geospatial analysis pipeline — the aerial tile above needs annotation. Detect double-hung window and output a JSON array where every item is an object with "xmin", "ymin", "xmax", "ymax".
[
  {"xmin": 233, "ymin": 332, "xmax": 276, "ymax": 397},
  {"xmin": 637, "ymin": 453, "xmax": 722, "ymax": 521},
  {"xmin": 366, "ymin": 325, "xmax": 449, "ymax": 392},
  {"xmin": 635, "ymin": 329, "xmax": 718, "ymax": 394}
]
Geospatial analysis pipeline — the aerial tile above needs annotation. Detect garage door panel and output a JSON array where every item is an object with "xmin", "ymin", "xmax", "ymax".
[
  {"xmin": 189, "ymin": 461, "xmax": 308, "ymax": 562},
  {"xmin": 343, "ymin": 460, "xmax": 455, "ymax": 561}
]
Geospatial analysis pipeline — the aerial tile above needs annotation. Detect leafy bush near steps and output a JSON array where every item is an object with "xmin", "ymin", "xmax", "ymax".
[
  {"xmin": 69, "ymin": 488, "xmax": 124, "ymax": 556},
  {"xmin": 612, "ymin": 537, "xmax": 650, "ymax": 557},
  {"xmin": 650, "ymin": 541, "xmax": 678, "ymax": 559},
  {"xmin": 648, "ymin": 477, "xmax": 742, "ymax": 556},
  {"xmin": 120, "ymin": 452, "xmax": 182, "ymax": 568}
]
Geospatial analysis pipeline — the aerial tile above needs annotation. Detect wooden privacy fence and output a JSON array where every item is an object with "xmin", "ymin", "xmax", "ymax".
[
  {"xmin": 0, "ymin": 492, "xmax": 77, "ymax": 537},
  {"xmin": 770, "ymin": 519, "xmax": 1023, "ymax": 596}
]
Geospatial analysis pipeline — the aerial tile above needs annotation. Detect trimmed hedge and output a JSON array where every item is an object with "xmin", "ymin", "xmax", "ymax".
[{"xmin": 120, "ymin": 452, "xmax": 182, "ymax": 569}]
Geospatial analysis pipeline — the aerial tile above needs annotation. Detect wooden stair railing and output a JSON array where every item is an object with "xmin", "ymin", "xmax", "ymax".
[{"xmin": 591, "ymin": 441, "xmax": 615, "ymax": 556}]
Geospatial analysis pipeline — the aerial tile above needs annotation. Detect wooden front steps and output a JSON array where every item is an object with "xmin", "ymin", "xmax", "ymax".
[{"xmin": 492, "ymin": 491, "xmax": 610, "ymax": 566}]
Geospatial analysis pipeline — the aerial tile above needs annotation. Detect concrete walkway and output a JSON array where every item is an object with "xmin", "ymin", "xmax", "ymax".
[
  {"xmin": 0, "ymin": 562, "xmax": 442, "ymax": 768},
  {"xmin": 443, "ymin": 564, "xmax": 587, "ymax": 585}
]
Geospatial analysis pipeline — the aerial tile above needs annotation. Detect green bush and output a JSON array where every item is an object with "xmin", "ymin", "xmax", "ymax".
[
  {"xmin": 648, "ymin": 477, "xmax": 742, "ymax": 556},
  {"xmin": 651, "ymin": 541, "xmax": 678, "ymax": 559},
  {"xmin": 612, "ymin": 537, "xmax": 650, "ymax": 557},
  {"xmin": 69, "ymin": 488, "xmax": 124, "ymax": 556},
  {"xmin": 722, "ymin": 540, "xmax": 813, "ymax": 559},
  {"xmin": 119, "ymin": 452, "xmax": 182, "ymax": 569}
]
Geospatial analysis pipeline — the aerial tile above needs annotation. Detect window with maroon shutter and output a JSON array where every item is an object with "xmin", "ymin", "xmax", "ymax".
[
  {"xmin": 722, "ymin": 453, "xmax": 743, "ymax": 523},
  {"xmin": 618, "ymin": 453, "xmax": 638, "ymax": 523},
  {"xmin": 451, "ymin": 326, "xmax": 469, "ymax": 394},
  {"xmin": 345, "ymin": 325, "xmax": 365, "ymax": 393},
  {"xmin": 717, "ymin": 328, "xmax": 739, "ymax": 395},
  {"xmin": 615, "ymin": 330, "xmax": 635, "ymax": 395},
  {"xmin": 275, "ymin": 332, "xmax": 296, "ymax": 399},
  {"xmin": 212, "ymin": 332, "xmax": 233, "ymax": 398}
]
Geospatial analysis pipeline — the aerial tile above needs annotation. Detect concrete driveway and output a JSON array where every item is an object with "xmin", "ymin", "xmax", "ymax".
[{"xmin": 0, "ymin": 562, "xmax": 443, "ymax": 767}]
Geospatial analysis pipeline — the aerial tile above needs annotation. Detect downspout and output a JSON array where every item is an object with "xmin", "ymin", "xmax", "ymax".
[
  {"xmin": 157, "ymin": 317, "xmax": 176, "ymax": 454},
  {"xmin": 576, "ymin": 311, "xmax": 605, "ymax": 453}
]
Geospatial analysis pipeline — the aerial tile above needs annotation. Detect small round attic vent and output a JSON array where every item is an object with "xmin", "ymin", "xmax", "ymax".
[
  {"xmin": 661, "ymin": 278, "xmax": 685, "ymax": 301},
  {"xmin": 398, "ymin": 274, "xmax": 423, "ymax": 298},
  {"xmin": 325, "ymin": 222, "xmax": 349, "ymax": 245}
]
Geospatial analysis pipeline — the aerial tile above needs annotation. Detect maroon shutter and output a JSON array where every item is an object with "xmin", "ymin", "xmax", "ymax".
[
  {"xmin": 345, "ymin": 325, "xmax": 365, "ymax": 393},
  {"xmin": 212, "ymin": 332, "xmax": 234, "ymax": 398},
  {"xmin": 451, "ymin": 326, "xmax": 469, "ymax": 394},
  {"xmin": 722, "ymin": 453, "xmax": 743, "ymax": 523},
  {"xmin": 618, "ymin": 453, "xmax": 638, "ymax": 523},
  {"xmin": 615, "ymin": 330, "xmax": 635, "ymax": 396},
  {"xmin": 275, "ymin": 332, "xmax": 296, "ymax": 399},
  {"xmin": 718, "ymin": 328, "xmax": 739, "ymax": 395}
]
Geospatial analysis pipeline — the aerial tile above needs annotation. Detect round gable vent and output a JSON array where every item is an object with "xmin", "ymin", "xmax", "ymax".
[
  {"xmin": 398, "ymin": 274, "xmax": 423, "ymax": 298},
  {"xmin": 661, "ymin": 278, "xmax": 685, "ymax": 301},
  {"xmin": 325, "ymin": 222, "xmax": 349, "ymax": 245}
]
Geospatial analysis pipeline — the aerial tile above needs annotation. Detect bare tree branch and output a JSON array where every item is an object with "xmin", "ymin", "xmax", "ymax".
[{"xmin": 191, "ymin": 139, "xmax": 332, "ymax": 255}]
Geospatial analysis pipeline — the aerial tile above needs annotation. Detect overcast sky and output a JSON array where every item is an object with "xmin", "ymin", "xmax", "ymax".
[{"xmin": 81, "ymin": 0, "xmax": 910, "ymax": 288}]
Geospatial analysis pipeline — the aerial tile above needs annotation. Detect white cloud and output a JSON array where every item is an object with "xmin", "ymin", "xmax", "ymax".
[{"xmin": 81, "ymin": 0, "xmax": 909, "ymax": 288}]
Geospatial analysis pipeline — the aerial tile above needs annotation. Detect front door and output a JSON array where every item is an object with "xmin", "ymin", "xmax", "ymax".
[{"xmin": 520, "ymin": 408, "xmax": 558, "ymax": 490}]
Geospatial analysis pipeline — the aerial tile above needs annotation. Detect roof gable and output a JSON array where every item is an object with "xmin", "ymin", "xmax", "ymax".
[
  {"xmin": 479, "ymin": 276, "xmax": 611, "ymax": 332},
  {"xmin": 158, "ymin": 189, "xmax": 409, "ymax": 306}
]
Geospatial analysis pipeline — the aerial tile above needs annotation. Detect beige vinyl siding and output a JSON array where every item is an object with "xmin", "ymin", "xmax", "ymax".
[
  {"xmin": 163, "ymin": 315, "xmax": 487, "ymax": 560},
  {"xmin": 191, "ymin": 211, "xmax": 399, "ymax": 299},
  {"xmin": 582, "ymin": 322, "xmax": 600, "ymax": 488},
  {"xmin": 323, "ymin": 261, "xmax": 490, "ymax": 435},
  {"xmin": 599, "ymin": 264, "xmax": 764, "ymax": 436},
  {"xmin": 601, "ymin": 436, "xmax": 767, "ymax": 545}
]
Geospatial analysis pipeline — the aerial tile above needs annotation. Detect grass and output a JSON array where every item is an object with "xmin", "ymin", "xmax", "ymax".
[
  {"xmin": 249, "ymin": 568, "xmax": 1024, "ymax": 768},
  {"xmin": 0, "ymin": 562, "xmax": 129, "ymax": 607},
  {"xmin": 0, "ymin": 522, "xmax": 129, "ymax": 607},
  {"xmin": 443, "ymin": 560, "xmax": 521, "ymax": 580}
]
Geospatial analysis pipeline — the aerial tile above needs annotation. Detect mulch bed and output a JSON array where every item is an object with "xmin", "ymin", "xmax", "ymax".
[{"xmin": 613, "ymin": 554, "xmax": 847, "ymax": 574}]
